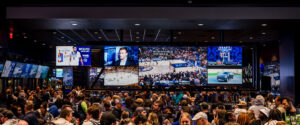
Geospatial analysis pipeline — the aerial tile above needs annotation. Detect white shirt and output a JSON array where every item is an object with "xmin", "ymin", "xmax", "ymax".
[
  {"xmin": 120, "ymin": 58, "xmax": 127, "ymax": 66},
  {"xmin": 70, "ymin": 51, "xmax": 81, "ymax": 66}
]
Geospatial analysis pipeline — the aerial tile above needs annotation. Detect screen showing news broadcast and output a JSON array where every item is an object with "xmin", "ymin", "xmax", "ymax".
[
  {"xmin": 138, "ymin": 47, "xmax": 208, "ymax": 86},
  {"xmin": 104, "ymin": 66, "xmax": 138, "ymax": 86},
  {"xmin": 207, "ymin": 46, "xmax": 242, "ymax": 66},
  {"xmin": 56, "ymin": 46, "xmax": 91, "ymax": 66},
  {"xmin": 104, "ymin": 46, "xmax": 138, "ymax": 66},
  {"xmin": 208, "ymin": 69, "xmax": 242, "ymax": 84}
]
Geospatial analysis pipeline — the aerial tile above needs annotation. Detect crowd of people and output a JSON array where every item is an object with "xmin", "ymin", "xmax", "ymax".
[{"xmin": 0, "ymin": 86, "xmax": 298, "ymax": 125}]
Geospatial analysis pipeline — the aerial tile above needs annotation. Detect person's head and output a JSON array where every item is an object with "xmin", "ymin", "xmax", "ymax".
[
  {"xmin": 17, "ymin": 120, "xmax": 29, "ymax": 125},
  {"xmin": 147, "ymin": 112, "xmax": 159, "ymax": 124},
  {"xmin": 152, "ymin": 101, "xmax": 163, "ymax": 112},
  {"xmin": 180, "ymin": 112, "xmax": 193, "ymax": 125},
  {"xmin": 61, "ymin": 104, "xmax": 73, "ymax": 112},
  {"xmin": 25, "ymin": 102, "xmax": 34, "ymax": 113},
  {"xmin": 276, "ymin": 121, "xmax": 288, "ymax": 125},
  {"xmin": 125, "ymin": 97, "xmax": 134, "ymax": 108},
  {"xmin": 114, "ymin": 98, "xmax": 123, "ymax": 109},
  {"xmin": 237, "ymin": 113, "xmax": 250, "ymax": 125},
  {"xmin": 121, "ymin": 111, "xmax": 130, "ymax": 119},
  {"xmin": 192, "ymin": 112, "xmax": 208, "ymax": 125},
  {"xmin": 104, "ymin": 100, "xmax": 111, "ymax": 110},
  {"xmin": 201, "ymin": 102, "xmax": 209, "ymax": 111},
  {"xmin": 237, "ymin": 101, "xmax": 247, "ymax": 109},
  {"xmin": 134, "ymin": 114, "xmax": 147, "ymax": 125},
  {"xmin": 73, "ymin": 46, "xmax": 77, "ymax": 52},
  {"xmin": 269, "ymin": 109, "xmax": 282, "ymax": 121},
  {"xmin": 254, "ymin": 95, "xmax": 265, "ymax": 106},
  {"xmin": 17, "ymin": 106, "xmax": 22, "ymax": 116},
  {"xmin": 60, "ymin": 109, "xmax": 73, "ymax": 122},
  {"xmin": 1, "ymin": 110, "xmax": 14, "ymax": 123},
  {"xmin": 119, "ymin": 47, "xmax": 128, "ymax": 60},
  {"xmin": 101, "ymin": 112, "xmax": 117, "ymax": 125},
  {"xmin": 87, "ymin": 106, "xmax": 100, "ymax": 120},
  {"xmin": 225, "ymin": 111, "xmax": 236, "ymax": 122},
  {"xmin": 282, "ymin": 98, "xmax": 292, "ymax": 110},
  {"xmin": 135, "ymin": 107, "xmax": 147, "ymax": 117},
  {"xmin": 275, "ymin": 96, "xmax": 282, "ymax": 106},
  {"xmin": 40, "ymin": 102, "xmax": 48, "ymax": 115},
  {"xmin": 136, "ymin": 98, "xmax": 144, "ymax": 107}
]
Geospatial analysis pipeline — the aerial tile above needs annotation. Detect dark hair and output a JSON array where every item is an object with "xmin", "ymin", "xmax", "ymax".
[
  {"xmin": 104, "ymin": 100, "xmax": 111, "ymax": 108},
  {"xmin": 88, "ymin": 106, "xmax": 100, "ymax": 120},
  {"xmin": 143, "ymin": 99, "xmax": 152, "ymax": 107},
  {"xmin": 201, "ymin": 103, "xmax": 209, "ymax": 110},
  {"xmin": 125, "ymin": 97, "xmax": 134, "ymax": 108},
  {"xmin": 2, "ymin": 110, "xmax": 14, "ymax": 119},
  {"xmin": 269, "ymin": 109, "xmax": 282, "ymax": 121},
  {"xmin": 60, "ymin": 109, "xmax": 72, "ymax": 119},
  {"xmin": 134, "ymin": 115, "xmax": 147, "ymax": 124},
  {"xmin": 155, "ymin": 100, "xmax": 163, "ymax": 108},
  {"xmin": 25, "ymin": 103, "xmax": 34, "ymax": 111},
  {"xmin": 276, "ymin": 96, "xmax": 283, "ymax": 103},
  {"xmin": 40, "ymin": 102, "xmax": 48, "ymax": 109},
  {"xmin": 62, "ymin": 104, "xmax": 72, "ymax": 110},
  {"xmin": 119, "ymin": 47, "xmax": 128, "ymax": 53}
]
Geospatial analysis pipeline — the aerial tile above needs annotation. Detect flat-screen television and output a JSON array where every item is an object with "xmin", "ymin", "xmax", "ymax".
[
  {"xmin": 41, "ymin": 66, "xmax": 49, "ymax": 78},
  {"xmin": 104, "ymin": 46, "xmax": 138, "ymax": 66},
  {"xmin": 0, "ymin": 64, "xmax": 3, "ymax": 74},
  {"xmin": 12, "ymin": 62, "xmax": 25, "ymax": 78},
  {"xmin": 21, "ymin": 64, "xmax": 33, "ymax": 78},
  {"xmin": 208, "ymin": 69, "xmax": 242, "ymax": 84},
  {"xmin": 104, "ymin": 66, "xmax": 138, "ymax": 86},
  {"xmin": 56, "ymin": 46, "xmax": 91, "ymax": 66},
  {"xmin": 138, "ymin": 47, "xmax": 208, "ymax": 86},
  {"xmin": 207, "ymin": 46, "xmax": 242, "ymax": 66},
  {"xmin": 28, "ymin": 64, "xmax": 38, "ymax": 78},
  {"xmin": 1, "ymin": 60, "xmax": 17, "ymax": 77},
  {"xmin": 56, "ymin": 68, "xmax": 63, "ymax": 77},
  {"xmin": 35, "ymin": 65, "xmax": 43, "ymax": 78},
  {"xmin": 63, "ymin": 67, "xmax": 73, "ymax": 86},
  {"xmin": 89, "ymin": 67, "xmax": 104, "ymax": 89}
]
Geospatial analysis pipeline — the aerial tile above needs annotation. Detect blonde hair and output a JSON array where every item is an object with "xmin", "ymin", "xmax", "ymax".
[
  {"xmin": 146, "ymin": 113, "xmax": 160, "ymax": 125},
  {"xmin": 180, "ymin": 112, "xmax": 193, "ymax": 125}
]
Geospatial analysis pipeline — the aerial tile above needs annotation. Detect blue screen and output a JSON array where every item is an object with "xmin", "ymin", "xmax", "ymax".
[
  {"xmin": 21, "ymin": 64, "xmax": 33, "ymax": 78},
  {"xmin": 28, "ymin": 65, "xmax": 38, "ymax": 78},
  {"xmin": 41, "ymin": 66, "xmax": 49, "ymax": 78},
  {"xmin": 207, "ymin": 46, "xmax": 242, "ymax": 66},
  {"xmin": 1, "ymin": 60, "xmax": 17, "ymax": 77},
  {"xmin": 104, "ymin": 46, "xmax": 139, "ymax": 66},
  {"xmin": 12, "ymin": 62, "xmax": 25, "ymax": 78}
]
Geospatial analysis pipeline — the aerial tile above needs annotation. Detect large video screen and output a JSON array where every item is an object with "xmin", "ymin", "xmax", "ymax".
[
  {"xmin": 28, "ymin": 64, "xmax": 38, "ymax": 78},
  {"xmin": 208, "ymin": 69, "xmax": 242, "ymax": 84},
  {"xmin": 63, "ymin": 67, "xmax": 73, "ymax": 86},
  {"xmin": 104, "ymin": 66, "xmax": 138, "ymax": 86},
  {"xmin": 56, "ymin": 68, "xmax": 63, "ymax": 77},
  {"xmin": 104, "ymin": 46, "xmax": 138, "ymax": 66},
  {"xmin": 207, "ymin": 46, "xmax": 242, "ymax": 66},
  {"xmin": 21, "ymin": 64, "xmax": 33, "ymax": 78},
  {"xmin": 89, "ymin": 67, "xmax": 104, "ymax": 89},
  {"xmin": 41, "ymin": 66, "xmax": 49, "ymax": 78},
  {"xmin": 1, "ymin": 60, "xmax": 17, "ymax": 77},
  {"xmin": 139, "ymin": 47, "xmax": 208, "ymax": 86},
  {"xmin": 12, "ymin": 62, "xmax": 25, "ymax": 78},
  {"xmin": 0, "ymin": 64, "xmax": 3, "ymax": 74},
  {"xmin": 56, "ymin": 46, "xmax": 91, "ymax": 66}
]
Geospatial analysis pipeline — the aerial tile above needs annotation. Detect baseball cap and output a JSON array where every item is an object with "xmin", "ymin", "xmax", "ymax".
[
  {"xmin": 237, "ymin": 101, "xmax": 247, "ymax": 106},
  {"xmin": 259, "ymin": 107, "xmax": 270, "ymax": 117},
  {"xmin": 192, "ymin": 112, "xmax": 207, "ymax": 121}
]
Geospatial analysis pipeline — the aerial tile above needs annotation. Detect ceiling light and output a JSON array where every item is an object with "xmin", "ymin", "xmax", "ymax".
[
  {"xmin": 72, "ymin": 23, "xmax": 78, "ymax": 26},
  {"xmin": 134, "ymin": 24, "xmax": 141, "ymax": 26},
  {"xmin": 178, "ymin": 32, "xmax": 182, "ymax": 35},
  {"xmin": 24, "ymin": 36, "xmax": 28, "ymax": 39},
  {"xmin": 61, "ymin": 36, "xmax": 64, "ymax": 39},
  {"xmin": 173, "ymin": 37, "xmax": 177, "ymax": 39},
  {"xmin": 263, "ymin": 44, "xmax": 266, "ymax": 47},
  {"xmin": 136, "ymin": 41, "xmax": 140, "ymax": 42},
  {"xmin": 211, "ymin": 36, "xmax": 215, "ymax": 40},
  {"xmin": 261, "ymin": 24, "xmax": 268, "ymax": 27},
  {"xmin": 261, "ymin": 32, "xmax": 266, "ymax": 35},
  {"xmin": 68, "ymin": 40, "xmax": 71, "ymax": 42},
  {"xmin": 198, "ymin": 24, "xmax": 204, "ymax": 26},
  {"xmin": 239, "ymin": 41, "xmax": 243, "ymax": 43},
  {"xmin": 94, "ymin": 32, "xmax": 98, "ymax": 34},
  {"xmin": 22, "ymin": 33, "xmax": 26, "ymax": 35},
  {"xmin": 187, "ymin": 0, "xmax": 192, "ymax": 4},
  {"xmin": 34, "ymin": 40, "xmax": 37, "ymax": 43},
  {"xmin": 136, "ymin": 32, "xmax": 140, "ymax": 35},
  {"xmin": 98, "ymin": 37, "xmax": 102, "ymax": 39},
  {"xmin": 204, "ymin": 41, "xmax": 208, "ymax": 42},
  {"xmin": 136, "ymin": 36, "xmax": 140, "ymax": 39},
  {"xmin": 42, "ymin": 43, "xmax": 46, "ymax": 46},
  {"xmin": 53, "ymin": 32, "xmax": 57, "ymax": 35},
  {"xmin": 249, "ymin": 37, "xmax": 253, "ymax": 40}
]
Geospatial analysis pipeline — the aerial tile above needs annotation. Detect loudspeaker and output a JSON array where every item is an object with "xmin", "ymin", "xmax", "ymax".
[{"xmin": 261, "ymin": 76, "xmax": 271, "ymax": 91}]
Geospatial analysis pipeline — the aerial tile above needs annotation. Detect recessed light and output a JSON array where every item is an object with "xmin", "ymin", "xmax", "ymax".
[
  {"xmin": 68, "ymin": 40, "xmax": 71, "ymax": 42},
  {"xmin": 72, "ymin": 23, "xmax": 78, "ymax": 26},
  {"xmin": 239, "ymin": 41, "xmax": 243, "ymax": 43},
  {"xmin": 98, "ymin": 37, "xmax": 102, "ymax": 39},
  {"xmin": 34, "ymin": 40, "xmax": 37, "ymax": 42},
  {"xmin": 134, "ymin": 24, "xmax": 141, "ymax": 26},
  {"xmin": 136, "ymin": 41, "xmax": 140, "ymax": 42},
  {"xmin": 261, "ymin": 32, "xmax": 266, "ymax": 35},
  {"xmin": 261, "ymin": 24, "xmax": 268, "ymax": 27},
  {"xmin": 249, "ymin": 37, "xmax": 253, "ymax": 40},
  {"xmin": 178, "ymin": 32, "xmax": 182, "ymax": 35},
  {"xmin": 263, "ymin": 44, "xmax": 266, "ymax": 47},
  {"xmin": 53, "ymin": 32, "xmax": 57, "ymax": 35},
  {"xmin": 136, "ymin": 31, "xmax": 140, "ymax": 35},
  {"xmin": 24, "ymin": 36, "xmax": 28, "ymax": 39},
  {"xmin": 42, "ymin": 43, "xmax": 46, "ymax": 46},
  {"xmin": 204, "ymin": 40, "xmax": 208, "ymax": 42},
  {"xmin": 22, "ymin": 33, "xmax": 26, "ymax": 35},
  {"xmin": 173, "ymin": 37, "xmax": 177, "ymax": 39},
  {"xmin": 198, "ymin": 24, "xmax": 204, "ymax": 26},
  {"xmin": 187, "ymin": 0, "xmax": 192, "ymax": 4},
  {"xmin": 61, "ymin": 36, "xmax": 64, "ymax": 39},
  {"xmin": 94, "ymin": 32, "xmax": 98, "ymax": 34},
  {"xmin": 211, "ymin": 36, "xmax": 215, "ymax": 40},
  {"xmin": 136, "ymin": 36, "xmax": 140, "ymax": 39}
]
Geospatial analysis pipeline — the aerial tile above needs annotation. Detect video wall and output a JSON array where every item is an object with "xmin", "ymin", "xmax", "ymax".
[
  {"xmin": 56, "ymin": 46, "xmax": 91, "ymax": 66},
  {"xmin": 1, "ymin": 60, "xmax": 49, "ymax": 79}
]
